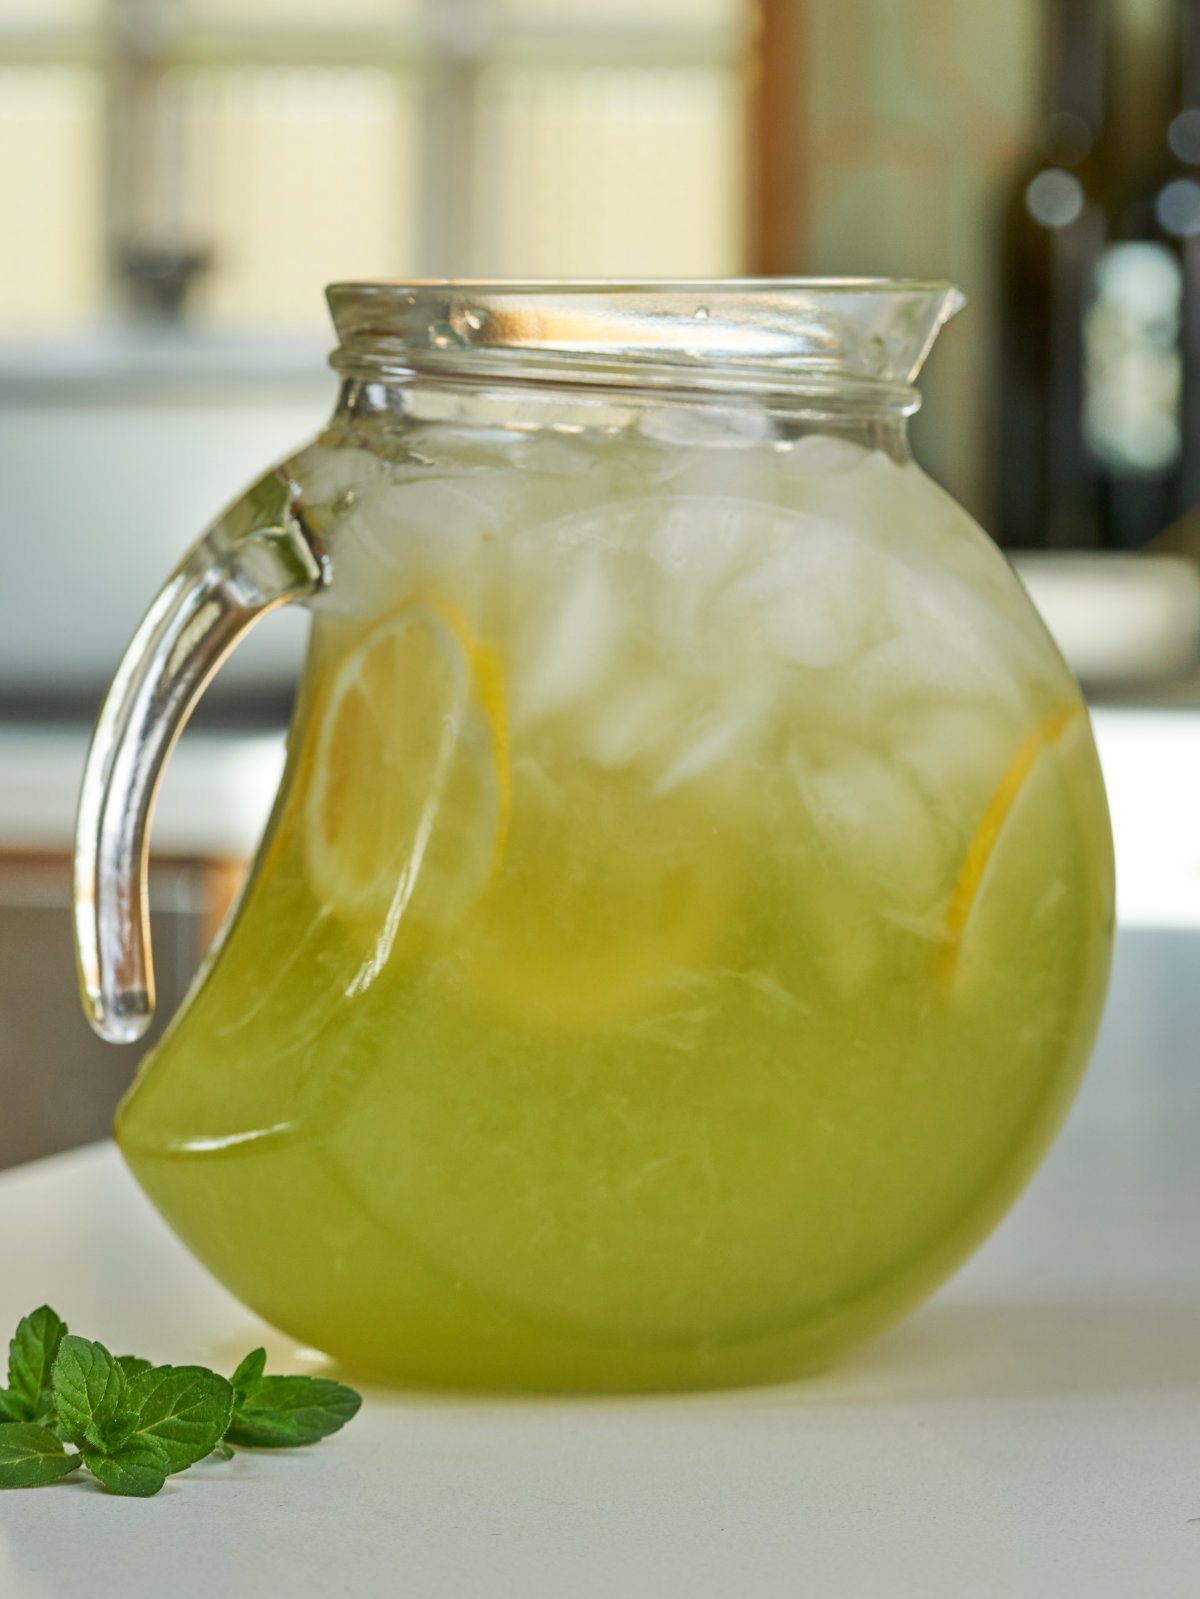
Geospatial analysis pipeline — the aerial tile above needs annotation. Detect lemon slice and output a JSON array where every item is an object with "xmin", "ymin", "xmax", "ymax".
[
  {"xmin": 935, "ymin": 701, "xmax": 1085, "ymax": 987},
  {"xmin": 307, "ymin": 598, "xmax": 509, "ymax": 929}
]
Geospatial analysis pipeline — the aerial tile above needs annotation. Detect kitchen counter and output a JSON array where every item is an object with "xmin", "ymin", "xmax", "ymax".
[
  {"xmin": 1, "ymin": 922, "xmax": 1198, "ymax": 1596},
  {"xmin": 0, "ymin": 724, "xmax": 286, "ymax": 857}
]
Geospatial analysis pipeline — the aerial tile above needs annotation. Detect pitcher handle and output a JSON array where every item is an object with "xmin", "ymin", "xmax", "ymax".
[{"xmin": 74, "ymin": 467, "xmax": 327, "ymax": 1044}]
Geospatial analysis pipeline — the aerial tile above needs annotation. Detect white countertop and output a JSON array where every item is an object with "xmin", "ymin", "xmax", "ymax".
[{"xmin": 1, "ymin": 924, "xmax": 1198, "ymax": 1597}]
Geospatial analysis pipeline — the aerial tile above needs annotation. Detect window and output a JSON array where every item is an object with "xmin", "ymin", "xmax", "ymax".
[{"xmin": 0, "ymin": 0, "xmax": 751, "ymax": 335}]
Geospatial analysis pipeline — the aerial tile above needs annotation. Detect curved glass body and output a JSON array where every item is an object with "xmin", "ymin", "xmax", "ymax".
[{"xmin": 85, "ymin": 283, "xmax": 1115, "ymax": 1389}]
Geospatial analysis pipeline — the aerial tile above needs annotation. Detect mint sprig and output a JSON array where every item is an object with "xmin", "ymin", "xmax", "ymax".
[
  {"xmin": 0, "ymin": 1307, "xmax": 361, "ymax": 1497},
  {"xmin": 0, "ymin": 1306, "xmax": 68, "ymax": 1424},
  {"xmin": 226, "ymin": 1347, "xmax": 361, "ymax": 1448}
]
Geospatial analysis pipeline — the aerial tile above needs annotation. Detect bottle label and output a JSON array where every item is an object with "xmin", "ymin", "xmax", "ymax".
[{"xmin": 1083, "ymin": 241, "xmax": 1183, "ymax": 474}]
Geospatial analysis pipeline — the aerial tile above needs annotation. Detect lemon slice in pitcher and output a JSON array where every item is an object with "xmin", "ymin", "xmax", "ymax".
[
  {"xmin": 307, "ymin": 599, "xmax": 509, "ymax": 928},
  {"xmin": 936, "ymin": 700, "xmax": 1086, "ymax": 988}
]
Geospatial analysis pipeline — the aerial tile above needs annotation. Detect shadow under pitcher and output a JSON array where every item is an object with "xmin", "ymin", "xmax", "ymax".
[{"xmin": 74, "ymin": 280, "xmax": 1115, "ymax": 1390}]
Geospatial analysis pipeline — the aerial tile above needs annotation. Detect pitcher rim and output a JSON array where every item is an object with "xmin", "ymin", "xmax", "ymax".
[
  {"xmin": 325, "ymin": 277, "xmax": 966, "ymax": 399},
  {"xmin": 326, "ymin": 275, "xmax": 963, "ymax": 294}
]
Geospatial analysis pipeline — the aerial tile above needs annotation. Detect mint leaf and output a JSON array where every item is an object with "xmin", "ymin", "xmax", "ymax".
[
  {"xmin": 0, "ymin": 1424, "xmax": 80, "ymax": 1488},
  {"xmin": 225, "ymin": 1372, "xmax": 361, "ymax": 1449},
  {"xmin": 116, "ymin": 1356, "xmax": 153, "ymax": 1381},
  {"xmin": 126, "ymin": 1366, "xmax": 234, "ymax": 1474},
  {"xmin": 2, "ymin": 1307, "xmax": 68, "ymax": 1424},
  {"xmin": 84, "ymin": 1436, "xmax": 170, "ymax": 1498},
  {"xmin": 52, "ymin": 1337, "xmax": 127, "ymax": 1450},
  {"xmin": 230, "ymin": 1347, "xmax": 266, "ymax": 1404},
  {"xmin": 98, "ymin": 1410, "xmax": 142, "ymax": 1452}
]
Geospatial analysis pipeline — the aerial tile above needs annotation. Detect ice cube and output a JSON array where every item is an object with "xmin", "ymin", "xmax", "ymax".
[
  {"xmin": 885, "ymin": 550, "xmax": 1064, "ymax": 691},
  {"xmin": 887, "ymin": 468, "xmax": 1004, "ymax": 574},
  {"xmin": 653, "ymin": 679, "xmax": 775, "ymax": 794},
  {"xmin": 648, "ymin": 498, "xmax": 756, "ymax": 581},
  {"xmin": 777, "ymin": 448, "xmax": 899, "ymax": 532},
  {"xmin": 648, "ymin": 437, "xmax": 780, "ymax": 505},
  {"xmin": 775, "ymin": 432, "xmax": 870, "ymax": 480},
  {"xmin": 727, "ymin": 513, "xmax": 876, "ymax": 670},
  {"xmin": 582, "ymin": 676, "xmax": 689, "ymax": 768},
  {"xmin": 368, "ymin": 475, "xmax": 509, "ymax": 550},
  {"xmin": 639, "ymin": 403, "xmax": 774, "ymax": 449},
  {"xmin": 778, "ymin": 450, "xmax": 1007, "ymax": 607},
  {"xmin": 512, "ymin": 551, "xmax": 624, "ymax": 726},
  {"xmin": 887, "ymin": 706, "xmax": 1022, "ymax": 834},
  {"xmin": 310, "ymin": 474, "xmax": 512, "ymax": 620},
  {"xmin": 405, "ymin": 421, "xmax": 526, "ymax": 470},
  {"xmin": 844, "ymin": 634, "xmax": 1025, "ymax": 718},
  {"xmin": 646, "ymin": 498, "xmax": 773, "ymax": 662},
  {"xmin": 292, "ymin": 441, "xmax": 392, "ymax": 524},
  {"xmin": 796, "ymin": 453, "xmax": 1027, "ymax": 614},
  {"xmin": 890, "ymin": 487, "xmax": 1039, "ymax": 614},
  {"xmin": 514, "ymin": 435, "xmax": 606, "ymax": 476},
  {"xmin": 791, "ymin": 743, "xmax": 946, "ymax": 907}
]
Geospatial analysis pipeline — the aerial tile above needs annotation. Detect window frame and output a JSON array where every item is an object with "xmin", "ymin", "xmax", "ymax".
[{"xmin": 0, "ymin": 0, "xmax": 759, "ymax": 318}]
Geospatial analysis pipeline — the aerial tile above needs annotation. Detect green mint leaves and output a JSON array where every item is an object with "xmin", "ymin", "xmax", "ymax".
[
  {"xmin": 50, "ymin": 1337, "xmax": 234, "ymax": 1497},
  {"xmin": 0, "ymin": 1307, "xmax": 361, "ymax": 1497},
  {"xmin": 231, "ymin": 1346, "xmax": 267, "ymax": 1397},
  {"xmin": 124, "ymin": 1365, "xmax": 235, "ymax": 1473},
  {"xmin": 226, "ymin": 1348, "xmax": 361, "ymax": 1448},
  {"xmin": 0, "ymin": 1306, "xmax": 68, "ymax": 1424},
  {"xmin": 0, "ymin": 1424, "xmax": 80, "ymax": 1488},
  {"xmin": 52, "ymin": 1336, "xmax": 130, "ymax": 1449},
  {"xmin": 84, "ymin": 1435, "xmax": 173, "ymax": 1498}
]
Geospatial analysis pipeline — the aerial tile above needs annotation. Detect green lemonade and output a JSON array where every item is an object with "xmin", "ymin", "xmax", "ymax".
[{"xmin": 116, "ymin": 420, "xmax": 1114, "ymax": 1389}]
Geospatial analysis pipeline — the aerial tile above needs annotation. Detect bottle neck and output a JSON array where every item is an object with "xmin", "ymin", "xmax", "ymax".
[
  {"xmin": 1169, "ymin": 0, "xmax": 1200, "ymax": 161},
  {"xmin": 1040, "ymin": 0, "xmax": 1108, "ymax": 165},
  {"xmin": 1181, "ymin": 0, "xmax": 1200, "ymax": 106}
]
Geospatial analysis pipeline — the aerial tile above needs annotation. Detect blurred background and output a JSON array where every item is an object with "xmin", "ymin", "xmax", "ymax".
[{"xmin": 2, "ymin": 0, "xmax": 1200, "ymax": 1169}]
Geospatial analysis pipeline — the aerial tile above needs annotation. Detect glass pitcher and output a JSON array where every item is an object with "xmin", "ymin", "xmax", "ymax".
[{"xmin": 75, "ymin": 281, "xmax": 1114, "ymax": 1391}]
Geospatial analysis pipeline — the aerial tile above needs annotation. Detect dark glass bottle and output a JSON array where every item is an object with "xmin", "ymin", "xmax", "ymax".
[
  {"xmin": 996, "ymin": 0, "xmax": 1111, "ymax": 550},
  {"xmin": 1088, "ymin": 0, "xmax": 1200, "ymax": 548}
]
